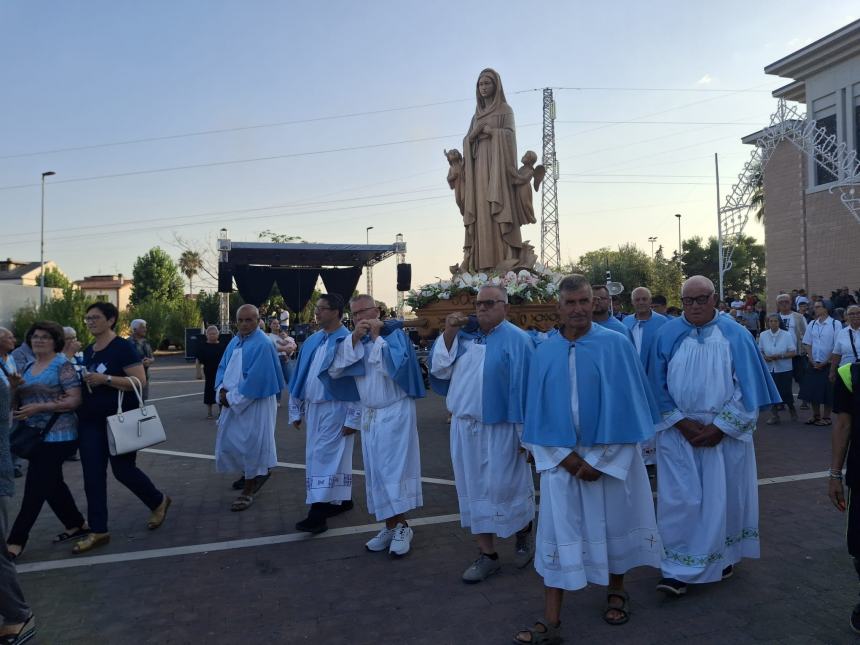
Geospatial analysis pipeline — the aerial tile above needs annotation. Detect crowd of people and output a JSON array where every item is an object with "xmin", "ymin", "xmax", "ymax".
[{"xmin": 2, "ymin": 277, "xmax": 860, "ymax": 643}]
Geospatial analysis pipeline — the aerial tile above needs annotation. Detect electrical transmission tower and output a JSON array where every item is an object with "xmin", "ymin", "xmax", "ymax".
[{"xmin": 540, "ymin": 88, "xmax": 561, "ymax": 269}]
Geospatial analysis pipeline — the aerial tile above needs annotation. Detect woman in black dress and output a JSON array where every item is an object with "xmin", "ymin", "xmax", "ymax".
[{"xmin": 195, "ymin": 325, "xmax": 226, "ymax": 419}]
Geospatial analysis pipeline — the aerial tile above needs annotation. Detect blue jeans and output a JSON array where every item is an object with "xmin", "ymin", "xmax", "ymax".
[{"xmin": 78, "ymin": 417, "xmax": 164, "ymax": 533}]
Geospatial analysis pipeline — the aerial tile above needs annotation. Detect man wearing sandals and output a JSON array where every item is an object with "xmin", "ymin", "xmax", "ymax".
[
  {"xmin": 513, "ymin": 275, "xmax": 661, "ymax": 644},
  {"xmin": 327, "ymin": 295, "xmax": 425, "ymax": 557},
  {"xmin": 647, "ymin": 276, "xmax": 780, "ymax": 597},
  {"xmin": 828, "ymin": 361, "xmax": 860, "ymax": 634},
  {"xmin": 429, "ymin": 285, "xmax": 536, "ymax": 583},
  {"xmin": 214, "ymin": 305, "xmax": 285, "ymax": 512}
]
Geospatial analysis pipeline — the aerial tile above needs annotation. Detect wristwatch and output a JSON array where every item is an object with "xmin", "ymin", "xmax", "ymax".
[{"xmin": 106, "ymin": 375, "xmax": 113, "ymax": 385}]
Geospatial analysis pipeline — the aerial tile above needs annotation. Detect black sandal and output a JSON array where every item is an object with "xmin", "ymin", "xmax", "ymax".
[
  {"xmin": 604, "ymin": 590, "xmax": 631, "ymax": 625},
  {"xmin": 53, "ymin": 527, "xmax": 91, "ymax": 544}
]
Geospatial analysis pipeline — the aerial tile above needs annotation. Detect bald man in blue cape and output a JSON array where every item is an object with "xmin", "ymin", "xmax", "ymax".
[
  {"xmin": 214, "ymin": 305, "xmax": 285, "ymax": 511},
  {"xmin": 513, "ymin": 275, "xmax": 660, "ymax": 643},
  {"xmin": 647, "ymin": 276, "xmax": 780, "ymax": 597},
  {"xmin": 429, "ymin": 285, "xmax": 536, "ymax": 583}
]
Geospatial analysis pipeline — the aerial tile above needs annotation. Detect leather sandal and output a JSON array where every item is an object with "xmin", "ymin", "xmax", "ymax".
[
  {"xmin": 72, "ymin": 532, "xmax": 110, "ymax": 555},
  {"xmin": 512, "ymin": 619, "xmax": 561, "ymax": 644},
  {"xmin": 147, "ymin": 495, "xmax": 172, "ymax": 530}
]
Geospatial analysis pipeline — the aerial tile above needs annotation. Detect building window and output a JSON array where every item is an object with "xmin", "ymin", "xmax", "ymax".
[
  {"xmin": 96, "ymin": 294, "xmax": 108, "ymax": 302},
  {"xmin": 814, "ymin": 113, "xmax": 838, "ymax": 185}
]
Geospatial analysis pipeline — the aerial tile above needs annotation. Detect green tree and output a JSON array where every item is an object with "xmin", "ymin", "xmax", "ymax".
[
  {"xmin": 166, "ymin": 298, "xmax": 202, "ymax": 346},
  {"xmin": 130, "ymin": 247, "xmax": 184, "ymax": 306},
  {"xmin": 258, "ymin": 230, "xmax": 305, "ymax": 244},
  {"xmin": 569, "ymin": 244, "xmax": 652, "ymax": 308},
  {"xmin": 749, "ymin": 160, "xmax": 764, "ymax": 223},
  {"xmin": 650, "ymin": 246, "xmax": 684, "ymax": 306},
  {"xmin": 34, "ymin": 266, "xmax": 72, "ymax": 290},
  {"xmin": 11, "ymin": 286, "xmax": 96, "ymax": 345},
  {"xmin": 681, "ymin": 235, "xmax": 765, "ymax": 297},
  {"xmin": 178, "ymin": 250, "xmax": 203, "ymax": 296}
]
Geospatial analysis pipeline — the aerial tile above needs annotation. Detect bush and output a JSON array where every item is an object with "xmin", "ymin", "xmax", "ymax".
[{"xmin": 11, "ymin": 287, "xmax": 96, "ymax": 345}]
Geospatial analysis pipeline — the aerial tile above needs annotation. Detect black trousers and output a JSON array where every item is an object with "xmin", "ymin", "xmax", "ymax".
[{"xmin": 8, "ymin": 440, "xmax": 85, "ymax": 547}]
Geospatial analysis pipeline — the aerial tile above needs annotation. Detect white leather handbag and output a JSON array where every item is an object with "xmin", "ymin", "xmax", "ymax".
[{"xmin": 106, "ymin": 376, "xmax": 166, "ymax": 456}]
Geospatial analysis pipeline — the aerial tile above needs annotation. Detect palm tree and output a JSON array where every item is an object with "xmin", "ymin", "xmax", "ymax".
[
  {"xmin": 178, "ymin": 250, "xmax": 203, "ymax": 296},
  {"xmin": 749, "ymin": 160, "xmax": 765, "ymax": 223}
]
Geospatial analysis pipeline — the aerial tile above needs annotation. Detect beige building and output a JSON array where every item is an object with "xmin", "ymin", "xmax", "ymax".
[
  {"xmin": 743, "ymin": 19, "xmax": 860, "ymax": 307},
  {"xmin": 74, "ymin": 274, "xmax": 134, "ymax": 310},
  {"xmin": 0, "ymin": 259, "xmax": 64, "ymax": 328}
]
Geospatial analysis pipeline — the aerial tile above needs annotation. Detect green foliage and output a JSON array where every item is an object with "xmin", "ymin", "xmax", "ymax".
[
  {"xmin": 130, "ymin": 247, "xmax": 184, "ymax": 306},
  {"xmin": 749, "ymin": 160, "xmax": 764, "ymax": 223},
  {"xmin": 178, "ymin": 250, "xmax": 203, "ymax": 295},
  {"xmin": 128, "ymin": 300, "xmax": 171, "ymax": 350},
  {"xmin": 196, "ymin": 291, "xmax": 245, "ymax": 330},
  {"xmin": 681, "ymin": 235, "xmax": 765, "ymax": 297},
  {"xmin": 258, "ymin": 230, "xmax": 305, "ymax": 244},
  {"xmin": 11, "ymin": 286, "xmax": 96, "ymax": 345},
  {"xmin": 298, "ymin": 290, "xmax": 322, "ymax": 323},
  {"xmin": 561, "ymin": 243, "xmax": 684, "ymax": 308},
  {"xmin": 34, "ymin": 267, "xmax": 72, "ymax": 289},
  {"xmin": 166, "ymin": 298, "xmax": 202, "ymax": 345},
  {"xmin": 128, "ymin": 298, "xmax": 202, "ymax": 349}
]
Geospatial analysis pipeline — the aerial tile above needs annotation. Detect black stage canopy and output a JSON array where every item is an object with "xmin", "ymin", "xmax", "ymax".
[{"xmin": 219, "ymin": 242, "xmax": 397, "ymax": 311}]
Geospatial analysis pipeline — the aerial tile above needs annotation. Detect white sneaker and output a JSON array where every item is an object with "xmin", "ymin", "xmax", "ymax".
[
  {"xmin": 389, "ymin": 523, "xmax": 413, "ymax": 557},
  {"xmin": 365, "ymin": 527, "xmax": 395, "ymax": 552}
]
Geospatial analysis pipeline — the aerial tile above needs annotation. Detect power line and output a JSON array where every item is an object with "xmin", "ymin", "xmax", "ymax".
[
  {"xmin": 0, "ymin": 97, "xmax": 474, "ymax": 160},
  {"xmin": 556, "ymin": 120, "xmax": 760, "ymax": 126},
  {"xmin": 2, "ymin": 186, "xmax": 447, "ymax": 240},
  {"xmin": 0, "ymin": 126, "xmax": 539, "ymax": 192},
  {"xmin": 559, "ymin": 180, "xmax": 712, "ymax": 186},
  {"xmin": 9, "ymin": 194, "xmax": 450, "ymax": 244},
  {"xmin": 517, "ymin": 85, "xmax": 775, "ymax": 94}
]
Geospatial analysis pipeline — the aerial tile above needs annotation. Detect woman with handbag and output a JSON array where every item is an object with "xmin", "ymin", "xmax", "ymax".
[
  {"xmin": 6, "ymin": 321, "xmax": 88, "ymax": 560},
  {"xmin": 74, "ymin": 302, "xmax": 170, "ymax": 555}
]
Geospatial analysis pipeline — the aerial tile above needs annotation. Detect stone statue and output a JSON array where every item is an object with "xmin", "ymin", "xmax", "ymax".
[
  {"xmin": 455, "ymin": 68, "xmax": 538, "ymax": 274},
  {"xmin": 445, "ymin": 148, "xmax": 466, "ymax": 216},
  {"xmin": 509, "ymin": 150, "xmax": 545, "ymax": 226}
]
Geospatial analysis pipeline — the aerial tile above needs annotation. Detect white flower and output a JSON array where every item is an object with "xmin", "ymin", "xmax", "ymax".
[
  {"xmin": 439, "ymin": 291, "xmax": 450, "ymax": 300},
  {"xmin": 517, "ymin": 269, "xmax": 532, "ymax": 281},
  {"xmin": 460, "ymin": 272, "xmax": 473, "ymax": 286},
  {"xmin": 490, "ymin": 276, "xmax": 501, "ymax": 286},
  {"xmin": 476, "ymin": 272, "xmax": 488, "ymax": 284},
  {"xmin": 534, "ymin": 261, "xmax": 546, "ymax": 274}
]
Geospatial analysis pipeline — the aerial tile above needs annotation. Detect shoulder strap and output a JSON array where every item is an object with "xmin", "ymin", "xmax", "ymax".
[{"xmin": 850, "ymin": 329, "xmax": 858, "ymax": 361}]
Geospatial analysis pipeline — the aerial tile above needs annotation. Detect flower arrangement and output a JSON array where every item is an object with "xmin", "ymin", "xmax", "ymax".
[{"xmin": 405, "ymin": 263, "xmax": 564, "ymax": 310}]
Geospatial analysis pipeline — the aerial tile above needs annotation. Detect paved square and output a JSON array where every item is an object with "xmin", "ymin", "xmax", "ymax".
[{"xmin": 9, "ymin": 356, "xmax": 858, "ymax": 644}]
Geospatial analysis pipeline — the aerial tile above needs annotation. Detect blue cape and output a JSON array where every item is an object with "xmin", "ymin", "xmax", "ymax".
[
  {"xmin": 597, "ymin": 315, "xmax": 634, "ymax": 342},
  {"xmin": 523, "ymin": 324, "xmax": 660, "ymax": 447},
  {"xmin": 214, "ymin": 328, "xmax": 285, "ymax": 399},
  {"xmin": 326, "ymin": 326, "xmax": 426, "ymax": 399},
  {"xmin": 429, "ymin": 320, "xmax": 534, "ymax": 424},
  {"xmin": 622, "ymin": 311, "xmax": 668, "ymax": 363},
  {"xmin": 647, "ymin": 311, "xmax": 781, "ymax": 413},
  {"xmin": 289, "ymin": 326, "xmax": 360, "ymax": 402}
]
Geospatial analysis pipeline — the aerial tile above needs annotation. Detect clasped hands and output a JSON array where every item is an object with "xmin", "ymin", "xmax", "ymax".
[
  {"xmin": 559, "ymin": 451, "xmax": 601, "ymax": 481},
  {"xmin": 676, "ymin": 418, "xmax": 724, "ymax": 447}
]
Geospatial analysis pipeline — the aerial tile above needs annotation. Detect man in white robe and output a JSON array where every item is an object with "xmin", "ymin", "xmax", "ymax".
[
  {"xmin": 214, "ymin": 305, "xmax": 284, "ymax": 512},
  {"xmin": 647, "ymin": 276, "xmax": 780, "ymax": 596},
  {"xmin": 329, "ymin": 295, "xmax": 425, "ymax": 557},
  {"xmin": 289, "ymin": 294, "xmax": 361, "ymax": 534},
  {"xmin": 430, "ymin": 285, "xmax": 535, "ymax": 583},
  {"xmin": 514, "ymin": 274, "xmax": 661, "ymax": 644}
]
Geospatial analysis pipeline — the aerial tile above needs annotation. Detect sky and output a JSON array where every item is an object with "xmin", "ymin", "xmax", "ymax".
[{"xmin": 1, "ymin": 1, "xmax": 858, "ymax": 309}]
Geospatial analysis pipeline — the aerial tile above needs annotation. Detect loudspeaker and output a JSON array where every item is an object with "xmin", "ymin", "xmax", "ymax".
[
  {"xmin": 396, "ymin": 263, "xmax": 412, "ymax": 292},
  {"xmin": 218, "ymin": 264, "xmax": 233, "ymax": 293}
]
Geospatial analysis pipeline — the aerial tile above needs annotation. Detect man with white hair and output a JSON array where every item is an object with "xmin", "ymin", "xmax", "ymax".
[
  {"xmin": 647, "ymin": 276, "xmax": 779, "ymax": 596},
  {"xmin": 622, "ymin": 286, "xmax": 667, "ymax": 465},
  {"xmin": 430, "ymin": 285, "xmax": 536, "ymax": 583},
  {"xmin": 328, "ymin": 295, "xmax": 425, "ymax": 557},
  {"xmin": 129, "ymin": 319, "xmax": 154, "ymax": 400},
  {"xmin": 776, "ymin": 293, "xmax": 807, "ymax": 399},
  {"xmin": 214, "ymin": 305, "xmax": 284, "ymax": 512}
]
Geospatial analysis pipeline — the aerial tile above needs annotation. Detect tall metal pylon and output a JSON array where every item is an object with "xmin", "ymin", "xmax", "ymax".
[{"xmin": 540, "ymin": 88, "xmax": 561, "ymax": 269}]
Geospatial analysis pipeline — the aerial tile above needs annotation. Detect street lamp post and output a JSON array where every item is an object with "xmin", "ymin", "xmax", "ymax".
[
  {"xmin": 648, "ymin": 236, "xmax": 658, "ymax": 258},
  {"xmin": 365, "ymin": 226, "xmax": 374, "ymax": 297},
  {"xmin": 40, "ymin": 171, "xmax": 56, "ymax": 307},
  {"xmin": 674, "ymin": 213, "xmax": 682, "ymax": 268}
]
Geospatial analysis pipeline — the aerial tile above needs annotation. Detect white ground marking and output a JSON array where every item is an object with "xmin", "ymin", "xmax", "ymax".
[
  {"xmin": 146, "ymin": 392, "xmax": 203, "ymax": 402},
  {"xmin": 15, "ymin": 514, "xmax": 462, "ymax": 574},
  {"xmin": 142, "ymin": 447, "xmax": 457, "ymax": 486}
]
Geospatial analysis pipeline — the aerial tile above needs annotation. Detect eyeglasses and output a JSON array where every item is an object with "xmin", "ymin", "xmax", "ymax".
[
  {"xmin": 680, "ymin": 294, "xmax": 714, "ymax": 306},
  {"xmin": 83, "ymin": 316, "xmax": 103, "ymax": 322},
  {"xmin": 475, "ymin": 299, "xmax": 505, "ymax": 309},
  {"xmin": 314, "ymin": 306, "xmax": 333, "ymax": 312}
]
